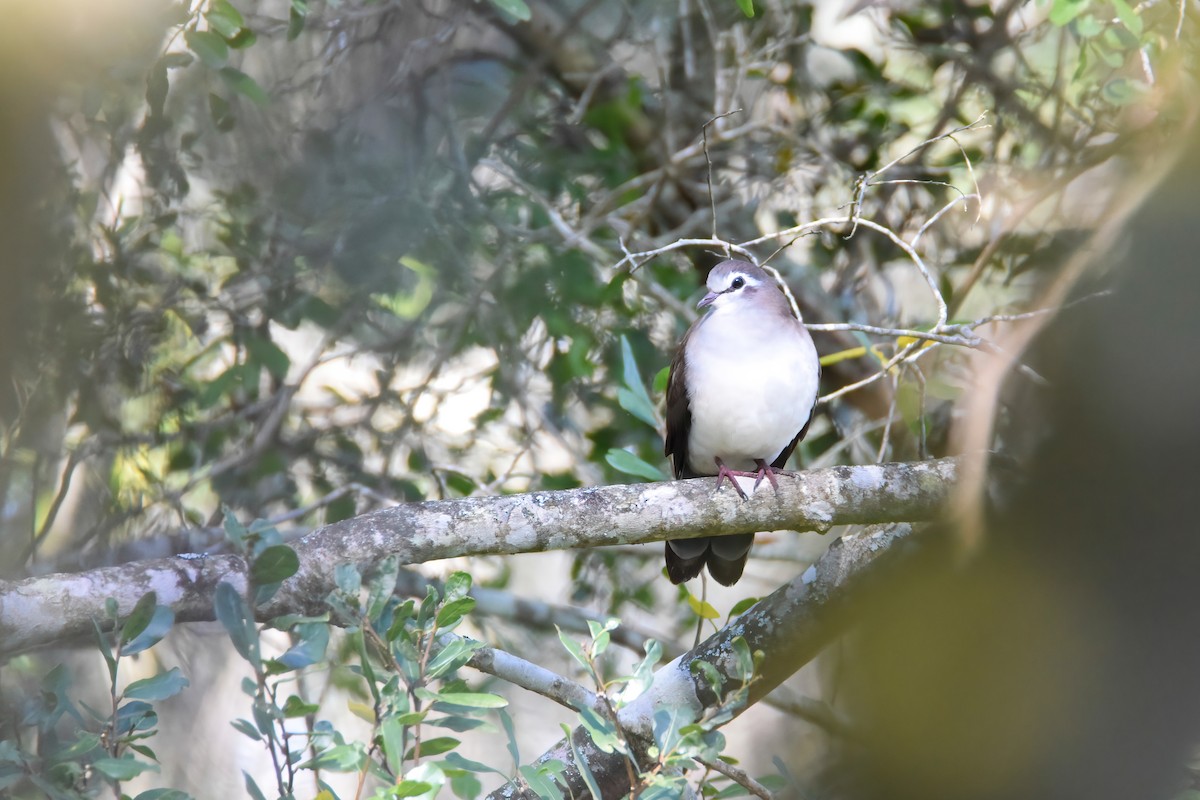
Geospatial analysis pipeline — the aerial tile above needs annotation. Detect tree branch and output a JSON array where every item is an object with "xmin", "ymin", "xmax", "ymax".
[
  {"xmin": 0, "ymin": 459, "xmax": 957, "ymax": 656},
  {"xmin": 487, "ymin": 523, "xmax": 919, "ymax": 800}
]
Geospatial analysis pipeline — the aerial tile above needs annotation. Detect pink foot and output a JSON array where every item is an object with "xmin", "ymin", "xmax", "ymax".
[
  {"xmin": 752, "ymin": 459, "xmax": 780, "ymax": 492},
  {"xmin": 713, "ymin": 457, "xmax": 758, "ymax": 500}
]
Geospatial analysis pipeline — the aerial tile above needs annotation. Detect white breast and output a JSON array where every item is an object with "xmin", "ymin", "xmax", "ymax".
[{"xmin": 684, "ymin": 306, "xmax": 819, "ymax": 475}]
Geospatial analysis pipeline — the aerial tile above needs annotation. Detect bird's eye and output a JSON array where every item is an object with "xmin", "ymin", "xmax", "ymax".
[{"xmin": 731, "ymin": 277, "xmax": 745, "ymax": 289}]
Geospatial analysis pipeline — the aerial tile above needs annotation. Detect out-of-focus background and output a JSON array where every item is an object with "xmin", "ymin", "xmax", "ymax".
[{"xmin": 0, "ymin": 0, "xmax": 1197, "ymax": 798}]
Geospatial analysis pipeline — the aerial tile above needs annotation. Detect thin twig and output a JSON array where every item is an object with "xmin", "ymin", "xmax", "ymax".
[
  {"xmin": 702, "ymin": 109, "xmax": 744, "ymax": 245},
  {"xmin": 696, "ymin": 757, "xmax": 773, "ymax": 800}
]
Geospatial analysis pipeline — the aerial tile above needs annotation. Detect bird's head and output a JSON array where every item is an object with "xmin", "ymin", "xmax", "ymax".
[{"xmin": 698, "ymin": 260, "xmax": 773, "ymax": 311}]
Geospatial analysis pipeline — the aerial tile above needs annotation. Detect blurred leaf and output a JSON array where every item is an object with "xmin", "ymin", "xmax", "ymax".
[
  {"xmin": 652, "ymin": 366, "xmax": 670, "ymax": 395},
  {"xmin": 390, "ymin": 780, "xmax": 435, "ymax": 798},
  {"xmin": 281, "ymin": 695, "xmax": 319, "ymax": 717},
  {"xmin": 185, "ymin": 29, "xmax": 228, "ymax": 68},
  {"xmin": 433, "ymin": 692, "xmax": 508, "ymax": 709},
  {"xmin": 275, "ymin": 621, "xmax": 329, "ymax": 669},
  {"xmin": 1110, "ymin": 0, "xmax": 1143, "ymax": 35},
  {"xmin": 605, "ymin": 448, "xmax": 667, "ymax": 481},
  {"xmin": 219, "ymin": 67, "xmax": 269, "ymax": 106},
  {"xmin": 488, "ymin": 0, "xmax": 531, "ymax": 22},
  {"xmin": 735, "ymin": 0, "xmax": 755, "ymax": 17},
  {"xmin": 518, "ymin": 764, "xmax": 563, "ymax": 800},
  {"xmin": 731, "ymin": 636, "xmax": 754, "ymax": 681},
  {"xmin": 287, "ymin": 4, "xmax": 306, "ymax": 39},
  {"xmin": 205, "ymin": 0, "xmax": 245, "ymax": 37},
  {"xmin": 214, "ymin": 582, "xmax": 259, "ymax": 669},
  {"xmin": 123, "ymin": 668, "xmax": 189, "ymax": 701},
  {"xmin": 243, "ymin": 772, "xmax": 268, "ymax": 800},
  {"xmin": 93, "ymin": 756, "xmax": 157, "ymax": 780},
  {"xmin": 729, "ymin": 596, "xmax": 759, "ymax": 617},
  {"xmin": 687, "ymin": 593, "xmax": 720, "ymax": 620},
  {"xmin": 618, "ymin": 335, "xmax": 658, "ymax": 427},
  {"xmin": 443, "ymin": 751, "xmax": 506, "ymax": 775}
]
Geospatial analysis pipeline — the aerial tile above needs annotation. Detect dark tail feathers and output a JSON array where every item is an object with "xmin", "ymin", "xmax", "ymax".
[{"xmin": 664, "ymin": 533, "xmax": 754, "ymax": 586}]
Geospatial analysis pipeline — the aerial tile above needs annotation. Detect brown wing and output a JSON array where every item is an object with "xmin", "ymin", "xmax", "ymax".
[
  {"xmin": 663, "ymin": 333, "xmax": 695, "ymax": 480},
  {"xmin": 663, "ymin": 329, "xmax": 711, "ymax": 583}
]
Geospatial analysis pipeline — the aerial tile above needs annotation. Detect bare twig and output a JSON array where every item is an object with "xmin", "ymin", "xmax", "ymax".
[{"xmin": 696, "ymin": 757, "xmax": 773, "ymax": 800}]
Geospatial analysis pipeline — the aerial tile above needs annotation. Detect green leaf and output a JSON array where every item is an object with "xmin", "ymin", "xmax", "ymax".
[
  {"xmin": 426, "ymin": 638, "xmax": 484, "ymax": 679},
  {"xmin": 205, "ymin": 0, "xmax": 245, "ymax": 37},
  {"xmin": 407, "ymin": 762, "xmax": 447, "ymax": 800},
  {"xmin": 433, "ymin": 692, "xmax": 509, "ymax": 709},
  {"xmin": 605, "ymin": 448, "xmax": 667, "ymax": 481},
  {"xmin": 251, "ymin": 544, "xmax": 299, "ymax": 584},
  {"xmin": 1048, "ymin": 0, "xmax": 1088, "ymax": 26},
  {"xmin": 185, "ymin": 29, "xmax": 228, "ymax": 68},
  {"xmin": 381, "ymin": 715, "xmax": 405, "ymax": 776},
  {"xmin": 93, "ymin": 618, "xmax": 117, "ymax": 683},
  {"xmin": 556, "ymin": 627, "xmax": 589, "ymax": 670},
  {"xmin": 577, "ymin": 707, "xmax": 622, "ymax": 754},
  {"xmin": 123, "ymin": 668, "xmax": 189, "ymax": 701},
  {"xmin": 276, "ymin": 621, "xmax": 329, "ymax": 670},
  {"xmin": 686, "ymin": 593, "xmax": 720, "ymax": 620},
  {"xmin": 243, "ymin": 333, "xmax": 289, "ymax": 380},
  {"xmin": 436, "ymin": 597, "xmax": 476, "ymax": 629},
  {"xmin": 391, "ymin": 780, "xmax": 435, "ymax": 798},
  {"xmin": 499, "ymin": 709, "xmax": 520, "ymax": 766},
  {"xmin": 214, "ymin": 582, "xmax": 259, "ymax": 669},
  {"xmin": 93, "ymin": 756, "xmax": 157, "ymax": 781},
  {"xmin": 335, "ymin": 562, "xmax": 362, "ymax": 595},
  {"xmin": 226, "ymin": 28, "xmax": 258, "ymax": 49},
  {"xmin": 232, "ymin": 718, "xmax": 260, "ymax": 740},
  {"xmin": 281, "ymin": 694, "xmax": 319, "ymax": 718},
  {"xmin": 518, "ymin": 764, "xmax": 563, "ymax": 800},
  {"xmin": 243, "ymin": 770, "xmax": 268, "ymax": 800},
  {"xmin": 444, "ymin": 571, "xmax": 472, "ymax": 601},
  {"xmin": 1110, "ymin": 0, "xmax": 1143, "ymax": 35},
  {"xmin": 219, "ymin": 67, "xmax": 270, "ymax": 106},
  {"xmin": 617, "ymin": 335, "xmax": 658, "ymax": 427},
  {"xmin": 652, "ymin": 366, "xmax": 670, "ymax": 394},
  {"xmin": 729, "ymin": 596, "xmax": 759, "ymax": 617},
  {"xmin": 488, "ymin": 0, "xmax": 531, "ymax": 22},
  {"xmin": 132, "ymin": 789, "xmax": 191, "ymax": 800},
  {"xmin": 120, "ymin": 592, "xmax": 158, "ymax": 647},
  {"xmin": 123, "ymin": 606, "xmax": 175, "ymax": 656},
  {"xmin": 442, "ymin": 751, "xmax": 505, "ymax": 775},
  {"xmin": 731, "ymin": 636, "xmax": 754, "ymax": 681},
  {"xmin": 406, "ymin": 736, "xmax": 460, "ymax": 759},
  {"xmin": 564, "ymin": 723, "xmax": 604, "ymax": 800},
  {"xmin": 450, "ymin": 773, "xmax": 483, "ymax": 800},
  {"xmin": 287, "ymin": 4, "xmax": 306, "ymax": 39},
  {"xmin": 690, "ymin": 659, "xmax": 724, "ymax": 693},
  {"xmin": 734, "ymin": 0, "xmax": 755, "ymax": 17}
]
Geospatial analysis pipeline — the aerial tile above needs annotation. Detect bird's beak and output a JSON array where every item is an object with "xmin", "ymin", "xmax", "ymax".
[{"xmin": 697, "ymin": 291, "xmax": 718, "ymax": 309}]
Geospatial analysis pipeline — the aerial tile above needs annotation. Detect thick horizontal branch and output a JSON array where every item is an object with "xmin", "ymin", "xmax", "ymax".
[
  {"xmin": 488, "ymin": 524, "xmax": 917, "ymax": 800},
  {"xmin": 0, "ymin": 459, "xmax": 958, "ymax": 656}
]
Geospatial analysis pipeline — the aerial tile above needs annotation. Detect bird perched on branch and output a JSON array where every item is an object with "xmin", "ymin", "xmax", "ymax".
[{"xmin": 663, "ymin": 260, "xmax": 820, "ymax": 585}]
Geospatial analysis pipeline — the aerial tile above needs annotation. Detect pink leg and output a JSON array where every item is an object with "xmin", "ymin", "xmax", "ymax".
[
  {"xmin": 713, "ymin": 457, "xmax": 757, "ymax": 500},
  {"xmin": 753, "ymin": 459, "xmax": 781, "ymax": 492}
]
